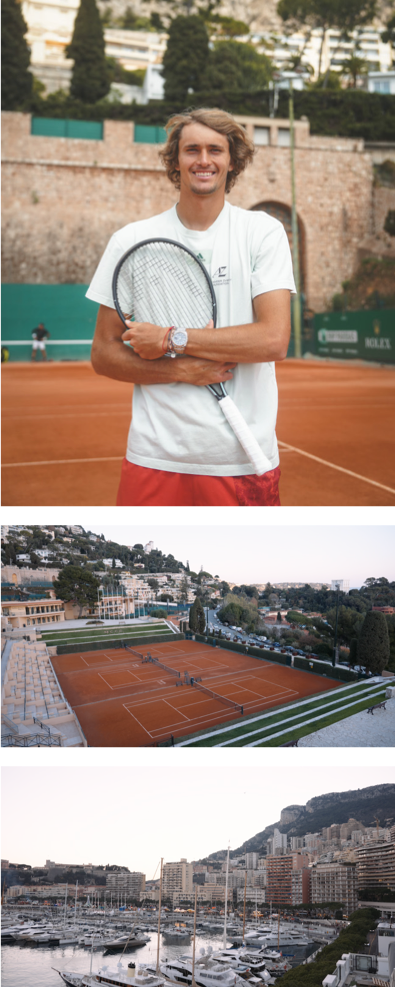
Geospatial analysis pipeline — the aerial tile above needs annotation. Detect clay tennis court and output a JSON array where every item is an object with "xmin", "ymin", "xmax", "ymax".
[
  {"xmin": 2, "ymin": 359, "xmax": 395, "ymax": 505},
  {"xmin": 51, "ymin": 639, "xmax": 340, "ymax": 746}
]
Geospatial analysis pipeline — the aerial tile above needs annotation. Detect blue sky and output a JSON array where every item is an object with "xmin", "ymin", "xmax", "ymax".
[
  {"xmin": 2, "ymin": 765, "xmax": 394, "ymax": 877},
  {"xmin": 89, "ymin": 524, "xmax": 395, "ymax": 588}
]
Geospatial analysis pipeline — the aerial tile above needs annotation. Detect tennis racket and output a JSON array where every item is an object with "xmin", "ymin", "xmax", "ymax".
[{"xmin": 112, "ymin": 237, "xmax": 272, "ymax": 476}]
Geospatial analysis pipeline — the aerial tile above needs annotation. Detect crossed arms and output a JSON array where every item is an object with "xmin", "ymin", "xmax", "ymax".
[{"xmin": 91, "ymin": 288, "xmax": 291, "ymax": 387}]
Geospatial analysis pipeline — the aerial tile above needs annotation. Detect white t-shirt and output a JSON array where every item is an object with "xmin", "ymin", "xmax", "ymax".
[{"xmin": 86, "ymin": 201, "xmax": 296, "ymax": 476}]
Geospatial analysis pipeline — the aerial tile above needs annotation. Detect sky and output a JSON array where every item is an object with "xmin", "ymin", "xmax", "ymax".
[
  {"xmin": 89, "ymin": 524, "xmax": 395, "ymax": 588},
  {"xmin": 2, "ymin": 765, "xmax": 394, "ymax": 878}
]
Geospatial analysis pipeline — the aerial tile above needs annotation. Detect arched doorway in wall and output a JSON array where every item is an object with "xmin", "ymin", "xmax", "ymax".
[{"xmin": 250, "ymin": 201, "xmax": 306, "ymax": 296}]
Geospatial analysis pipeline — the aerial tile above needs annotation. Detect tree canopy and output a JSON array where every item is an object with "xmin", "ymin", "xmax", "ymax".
[
  {"xmin": 53, "ymin": 565, "xmax": 100, "ymax": 616},
  {"xmin": 1, "ymin": 0, "xmax": 33, "ymax": 110},
  {"xmin": 162, "ymin": 13, "xmax": 272, "ymax": 100},
  {"xmin": 162, "ymin": 15, "xmax": 210, "ymax": 101},
  {"xmin": 66, "ymin": 0, "xmax": 110, "ymax": 102},
  {"xmin": 277, "ymin": 0, "xmax": 377, "ymax": 77},
  {"xmin": 357, "ymin": 610, "xmax": 390, "ymax": 673}
]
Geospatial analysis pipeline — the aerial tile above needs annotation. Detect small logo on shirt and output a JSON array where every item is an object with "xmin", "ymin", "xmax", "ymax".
[{"xmin": 212, "ymin": 265, "xmax": 230, "ymax": 288}]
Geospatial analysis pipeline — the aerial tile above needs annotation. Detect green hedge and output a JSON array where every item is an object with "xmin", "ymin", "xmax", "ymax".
[{"xmin": 23, "ymin": 89, "xmax": 395, "ymax": 141}]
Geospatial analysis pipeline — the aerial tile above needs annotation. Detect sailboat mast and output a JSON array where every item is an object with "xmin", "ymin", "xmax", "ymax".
[
  {"xmin": 156, "ymin": 858, "xmax": 163, "ymax": 973},
  {"xmin": 191, "ymin": 884, "xmax": 198, "ymax": 987},
  {"xmin": 223, "ymin": 844, "xmax": 230, "ymax": 949},
  {"xmin": 242, "ymin": 871, "xmax": 247, "ymax": 942}
]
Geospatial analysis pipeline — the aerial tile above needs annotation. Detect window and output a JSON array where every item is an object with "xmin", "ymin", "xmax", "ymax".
[
  {"xmin": 278, "ymin": 128, "xmax": 291, "ymax": 146},
  {"xmin": 254, "ymin": 126, "xmax": 270, "ymax": 146},
  {"xmin": 373, "ymin": 80, "xmax": 390, "ymax": 93}
]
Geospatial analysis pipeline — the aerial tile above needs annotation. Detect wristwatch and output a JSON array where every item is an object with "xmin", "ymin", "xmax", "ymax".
[{"xmin": 167, "ymin": 327, "xmax": 188, "ymax": 357}]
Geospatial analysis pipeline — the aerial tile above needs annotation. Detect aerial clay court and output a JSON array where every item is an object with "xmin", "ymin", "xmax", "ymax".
[{"xmin": 51, "ymin": 639, "xmax": 340, "ymax": 747}]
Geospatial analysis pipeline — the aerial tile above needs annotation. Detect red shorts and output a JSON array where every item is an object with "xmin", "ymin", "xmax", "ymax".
[{"xmin": 116, "ymin": 458, "xmax": 281, "ymax": 506}]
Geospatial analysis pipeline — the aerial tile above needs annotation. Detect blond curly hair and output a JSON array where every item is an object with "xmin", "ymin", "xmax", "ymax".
[{"xmin": 159, "ymin": 107, "xmax": 255, "ymax": 193}]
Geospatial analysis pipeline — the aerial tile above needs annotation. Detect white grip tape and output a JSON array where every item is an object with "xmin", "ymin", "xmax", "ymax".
[{"xmin": 218, "ymin": 394, "xmax": 272, "ymax": 476}]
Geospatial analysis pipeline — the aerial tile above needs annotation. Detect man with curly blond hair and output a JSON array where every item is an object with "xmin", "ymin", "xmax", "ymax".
[{"xmin": 87, "ymin": 108, "xmax": 295, "ymax": 506}]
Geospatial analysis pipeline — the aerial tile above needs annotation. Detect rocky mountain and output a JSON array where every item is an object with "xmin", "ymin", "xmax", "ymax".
[
  {"xmin": 205, "ymin": 784, "xmax": 395, "ymax": 861},
  {"xmin": 98, "ymin": 0, "xmax": 392, "ymax": 37}
]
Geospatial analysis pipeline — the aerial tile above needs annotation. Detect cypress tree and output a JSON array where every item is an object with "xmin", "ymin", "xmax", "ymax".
[
  {"xmin": 195, "ymin": 597, "xmax": 206, "ymax": 634},
  {"xmin": 66, "ymin": 0, "xmax": 110, "ymax": 103},
  {"xmin": 189, "ymin": 597, "xmax": 206, "ymax": 633},
  {"xmin": 1, "ymin": 0, "xmax": 33, "ymax": 110},
  {"xmin": 162, "ymin": 15, "xmax": 210, "ymax": 102},
  {"xmin": 189, "ymin": 599, "xmax": 197, "ymax": 632},
  {"xmin": 357, "ymin": 610, "xmax": 390, "ymax": 674}
]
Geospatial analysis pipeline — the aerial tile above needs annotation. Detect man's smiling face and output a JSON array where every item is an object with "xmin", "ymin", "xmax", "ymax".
[{"xmin": 175, "ymin": 122, "xmax": 234, "ymax": 196}]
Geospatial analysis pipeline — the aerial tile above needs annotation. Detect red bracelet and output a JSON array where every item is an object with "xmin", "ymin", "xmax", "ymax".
[{"xmin": 162, "ymin": 326, "xmax": 175, "ymax": 354}]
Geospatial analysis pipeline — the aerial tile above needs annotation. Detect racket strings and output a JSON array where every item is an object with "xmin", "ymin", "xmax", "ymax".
[{"xmin": 115, "ymin": 241, "xmax": 213, "ymax": 329}]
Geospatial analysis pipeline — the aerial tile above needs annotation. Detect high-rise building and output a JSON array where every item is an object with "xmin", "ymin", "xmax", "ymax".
[
  {"xmin": 106, "ymin": 872, "xmax": 145, "ymax": 897},
  {"xmin": 245, "ymin": 852, "xmax": 259, "ymax": 870},
  {"xmin": 266, "ymin": 853, "xmax": 310, "ymax": 905},
  {"xmin": 163, "ymin": 858, "xmax": 193, "ymax": 896},
  {"xmin": 310, "ymin": 862, "xmax": 358, "ymax": 912},
  {"xmin": 355, "ymin": 839, "xmax": 395, "ymax": 895}
]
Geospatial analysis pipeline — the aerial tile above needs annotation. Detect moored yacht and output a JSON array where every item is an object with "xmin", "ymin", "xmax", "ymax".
[
  {"xmin": 233, "ymin": 926, "xmax": 311, "ymax": 949},
  {"xmin": 56, "ymin": 962, "xmax": 165, "ymax": 987},
  {"xmin": 57, "ymin": 974, "xmax": 85, "ymax": 987},
  {"xmin": 10, "ymin": 922, "xmax": 57, "ymax": 941},
  {"xmin": 237, "ymin": 949, "xmax": 291, "ymax": 975},
  {"xmin": 104, "ymin": 932, "xmax": 151, "ymax": 952},
  {"xmin": 162, "ymin": 927, "xmax": 191, "ymax": 942},
  {"xmin": 210, "ymin": 951, "xmax": 274, "ymax": 984},
  {"xmin": 79, "ymin": 931, "xmax": 119, "ymax": 950},
  {"xmin": 159, "ymin": 952, "xmax": 240, "ymax": 987}
]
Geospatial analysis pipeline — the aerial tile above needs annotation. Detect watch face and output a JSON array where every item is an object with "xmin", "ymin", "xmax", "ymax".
[{"xmin": 173, "ymin": 329, "xmax": 188, "ymax": 347}]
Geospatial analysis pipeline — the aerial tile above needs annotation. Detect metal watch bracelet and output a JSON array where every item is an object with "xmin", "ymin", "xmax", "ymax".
[{"xmin": 167, "ymin": 327, "xmax": 188, "ymax": 356}]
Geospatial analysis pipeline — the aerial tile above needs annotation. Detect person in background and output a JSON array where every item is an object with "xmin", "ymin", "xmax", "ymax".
[{"xmin": 31, "ymin": 322, "xmax": 50, "ymax": 361}]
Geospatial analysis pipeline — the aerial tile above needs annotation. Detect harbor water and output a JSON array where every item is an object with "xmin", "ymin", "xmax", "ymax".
[{"xmin": 1, "ymin": 929, "xmax": 321, "ymax": 987}]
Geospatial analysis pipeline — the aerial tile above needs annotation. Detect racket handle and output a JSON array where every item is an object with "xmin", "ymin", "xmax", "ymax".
[{"xmin": 218, "ymin": 394, "xmax": 273, "ymax": 476}]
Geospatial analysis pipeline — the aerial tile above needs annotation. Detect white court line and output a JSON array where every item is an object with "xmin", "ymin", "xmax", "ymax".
[
  {"xmin": 75, "ymin": 651, "xmax": 115, "ymax": 665},
  {"xmin": 278, "ymin": 441, "xmax": 395, "ymax": 495},
  {"xmin": 80, "ymin": 651, "xmax": 113, "ymax": 665},
  {"xmin": 122, "ymin": 705, "xmax": 153, "ymax": 737},
  {"xmin": 201, "ymin": 663, "xmax": 274, "ymax": 685},
  {"xmin": 161, "ymin": 699, "xmax": 190, "ymax": 721},
  {"xmin": 150, "ymin": 701, "xmax": 239, "ymax": 737},
  {"xmin": 222, "ymin": 682, "xmax": 298, "ymax": 704},
  {"xmin": 124, "ymin": 699, "xmax": 190, "ymax": 735},
  {"xmin": 3, "ymin": 456, "xmax": 123, "ymax": 467},
  {"xmin": 79, "ymin": 655, "xmax": 91, "ymax": 667},
  {"xmin": 188, "ymin": 663, "xmax": 228, "ymax": 674},
  {"xmin": 98, "ymin": 670, "xmax": 139, "ymax": 690},
  {"xmin": 175, "ymin": 696, "xmax": 216, "ymax": 711},
  {"xmin": 206, "ymin": 669, "xmax": 298, "ymax": 697},
  {"xmin": 62, "ymin": 656, "xmax": 144, "ymax": 678},
  {"xmin": 225, "ymin": 682, "xmax": 276, "ymax": 706},
  {"xmin": 150, "ymin": 647, "xmax": 217, "ymax": 661}
]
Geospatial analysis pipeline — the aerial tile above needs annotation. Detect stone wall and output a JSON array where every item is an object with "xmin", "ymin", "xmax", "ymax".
[{"xmin": 2, "ymin": 111, "xmax": 393, "ymax": 311}]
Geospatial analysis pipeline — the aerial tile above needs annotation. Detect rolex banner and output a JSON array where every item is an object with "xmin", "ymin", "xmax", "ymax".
[{"xmin": 312, "ymin": 310, "xmax": 395, "ymax": 363}]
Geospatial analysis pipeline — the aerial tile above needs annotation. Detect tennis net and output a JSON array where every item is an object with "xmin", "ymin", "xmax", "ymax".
[
  {"xmin": 192, "ymin": 679, "xmax": 242, "ymax": 713},
  {"xmin": 124, "ymin": 644, "xmax": 180, "ymax": 678},
  {"xmin": 124, "ymin": 643, "xmax": 144, "ymax": 660},
  {"xmin": 151, "ymin": 657, "xmax": 180, "ymax": 678}
]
